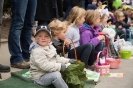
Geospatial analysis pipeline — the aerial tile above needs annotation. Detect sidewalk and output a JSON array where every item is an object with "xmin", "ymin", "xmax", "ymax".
[{"xmin": 0, "ymin": 43, "xmax": 133, "ymax": 88}]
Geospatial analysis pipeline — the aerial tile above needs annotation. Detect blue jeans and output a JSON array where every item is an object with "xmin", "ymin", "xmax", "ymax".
[
  {"xmin": 118, "ymin": 29, "xmax": 126, "ymax": 40},
  {"xmin": 35, "ymin": 71, "xmax": 68, "ymax": 88},
  {"xmin": 68, "ymin": 43, "xmax": 95, "ymax": 67},
  {"xmin": 8, "ymin": 0, "xmax": 37, "ymax": 64},
  {"xmin": 95, "ymin": 41, "xmax": 105, "ymax": 52}
]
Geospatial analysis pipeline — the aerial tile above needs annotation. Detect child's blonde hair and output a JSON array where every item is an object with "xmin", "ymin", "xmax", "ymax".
[
  {"xmin": 48, "ymin": 19, "xmax": 67, "ymax": 37},
  {"xmin": 131, "ymin": 11, "xmax": 133, "ymax": 19},
  {"xmin": 100, "ymin": 14, "xmax": 107, "ymax": 22},
  {"xmin": 66, "ymin": 6, "xmax": 86, "ymax": 26},
  {"xmin": 85, "ymin": 10, "xmax": 100, "ymax": 25},
  {"xmin": 114, "ymin": 10, "xmax": 124, "ymax": 21}
]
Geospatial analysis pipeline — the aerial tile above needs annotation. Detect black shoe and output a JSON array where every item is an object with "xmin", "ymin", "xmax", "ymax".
[{"xmin": 0, "ymin": 64, "xmax": 10, "ymax": 72}]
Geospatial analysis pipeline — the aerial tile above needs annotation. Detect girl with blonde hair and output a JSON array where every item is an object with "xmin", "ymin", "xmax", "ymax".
[
  {"xmin": 48, "ymin": 19, "xmax": 71, "ymax": 56},
  {"xmin": 65, "ymin": 6, "xmax": 95, "ymax": 69},
  {"xmin": 79, "ymin": 10, "xmax": 105, "ymax": 55}
]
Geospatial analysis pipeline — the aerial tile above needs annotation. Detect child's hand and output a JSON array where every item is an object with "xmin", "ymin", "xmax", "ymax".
[
  {"xmin": 128, "ymin": 21, "xmax": 132, "ymax": 24},
  {"xmin": 64, "ymin": 40, "xmax": 70, "ymax": 48},
  {"xmin": 97, "ymin": 35, "xmax": 105, "ymax": 40},
  {"xmin": 109, "ymin": 12, "xmax": 114, "ymax": 17},
  {"xmin": 69, "ymin": 59, "xmax": 76, "ymax": 64},
  {"xmin": 130, "ymin": 23, "xmax": 133, "ymax": 27},
  {"xmin": 60, "ymin": 64, "xmax": 66, "ymax": 72},
  {"xmin": 118, "ymin": 25, "xmax": 122, "ymax": 29}
]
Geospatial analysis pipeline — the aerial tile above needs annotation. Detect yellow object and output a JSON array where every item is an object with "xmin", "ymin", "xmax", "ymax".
[{"xmin": 122, "ymin": 5, "xmax": 133, "ymax": 10}]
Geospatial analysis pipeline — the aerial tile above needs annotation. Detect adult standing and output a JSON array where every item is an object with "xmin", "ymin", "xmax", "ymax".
[
  {"xmin": 63, "ymin": 0, "xmax": 82, "ymax": 19},
  {"xmin": 8, "ymin": 0, "xmax": 37, "ymax": 69},
  {"xmin": 0, "ymin": 0, "xmax": 4, "ymax": 27},
  {"xmin": 0, "ymin": 0, "xmax": 10, "ymax": 72},
  {"xmin": 35, "ymin": 0, "xmax": 63, "ymax": 26}
]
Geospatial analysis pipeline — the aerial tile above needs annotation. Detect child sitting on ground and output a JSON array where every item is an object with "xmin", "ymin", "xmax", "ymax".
[
  {"xmin": 29, "ymin": 25, "xmax": 76, "ymax": 88},
  {"xmin": 48, "ymin": 19, "xmax": 70, "ymax": 56},
  {"xmin": 113, "ymin": 10, "xmax": 127, "ymax": 40},
  {"xmin": 99, "ymin": 13, "xmax": 116, "ymax": 42},
  {"xmin": 86, "ymin": 0, "xmax": 97, "ymax": 10},
  {"xmin": 65, "ymin": 6, "xmax": 95, "ymax": 69},
  {"xmin": 79, "ymin": 10, "xmax": 105, "ymax": 53}
]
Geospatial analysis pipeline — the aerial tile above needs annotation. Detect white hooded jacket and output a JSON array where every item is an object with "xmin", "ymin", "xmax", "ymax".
[{"xmin": 29, "ymin": 43, "xmax": 70, "ymax": 80}]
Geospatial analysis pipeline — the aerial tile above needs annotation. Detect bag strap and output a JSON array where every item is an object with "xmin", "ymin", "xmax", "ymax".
[{"xmin": 63, "ymin": 38, "xmax": 78, "ymax": 61}]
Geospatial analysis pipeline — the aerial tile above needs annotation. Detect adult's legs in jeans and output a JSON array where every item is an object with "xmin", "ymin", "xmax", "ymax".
[
  {"xmin": 68, "ymin": 44, "xmax": 95, "ymax": 67},
  {"xmin": 20, "ymin": 0, "xmax": 37, "ymax": 60},
  {"xmin": 8, "ymin": 0, "xmax": 37, "ymax": 65},
  {"xmin": 35, "ymin": 71, "xmax": 68, "ymax": 88}
]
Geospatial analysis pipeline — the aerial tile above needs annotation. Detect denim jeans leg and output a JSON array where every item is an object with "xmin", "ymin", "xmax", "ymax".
[
  {"xmin": 8, "ymin": 0, "xmax": 34, "ymax": 64},
  {"xmin": 126, "ymin": 29, "xmax": 130, "ymax": 40},
  {"xmin": 95, "ymin": 41, "xmax": 104, "ymax": 52},
  {"xmin": 20, "ymin": 0, "xmax": 37, "ymax": 59},
  {"xmin": 118, "ymin": 29, "xmax": 126, "ymax": 40},
  {"xmin": 68, "ymin": 44, "xmax": 95, "ymax": 67}
]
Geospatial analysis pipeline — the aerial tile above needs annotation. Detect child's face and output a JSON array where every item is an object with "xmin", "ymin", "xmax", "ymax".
[
  {"xmin": 97, "ymin": 1, "xmax": 102, "ymax": 6},
  {"xmin": 57, "ymin": 29, "xmax": 67, "ymax": 41},
  {"xmin": 92, "ymin": 0, "xmax": 97, "ymax": 5},
  {"xmin": 93, "ymin": 17, "xmax": 100, "ymax": 26},
  {"xmin": 101, "ymin": 15, "xmax": 108, "ymax": 25},
  {"xmin": 125, "ymin": 9, "xmax": 132, "ymax": 16},
  {"xmin": 77, "ymin": 16, "xmax": 85, "ymax": 26},
  {"xmin": 35, "ymin": 31, "xmax": 51, "ymax": 47},
  {"xmin": 118, "ymin": 13, "xmax": 125, "ymax": 22}
]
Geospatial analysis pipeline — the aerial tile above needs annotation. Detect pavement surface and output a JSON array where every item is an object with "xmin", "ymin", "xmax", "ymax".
[{"xmin": 0, "ymin": 40, "xmax": 133, "ymax": 88}]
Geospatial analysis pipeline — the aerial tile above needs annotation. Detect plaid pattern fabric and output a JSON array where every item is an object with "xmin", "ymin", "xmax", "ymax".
[{"xmin": 106, "ymin": 36, "xmax": 120, "ymax": 59}]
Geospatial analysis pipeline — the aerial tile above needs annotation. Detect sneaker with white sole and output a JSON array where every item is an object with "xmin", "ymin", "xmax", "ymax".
[{"xmin": 11, "ymin": 61, "xmax": 30, "ymax": 69}]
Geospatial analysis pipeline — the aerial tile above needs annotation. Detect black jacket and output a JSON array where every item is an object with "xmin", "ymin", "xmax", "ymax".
[
  {"xmin": 35, "ymin": 0, "xmax": 63, "ymax": 21},
  {"xmin": 63, "ymin": 0, "xmax": 81, "ymax": 11},
  {"xmin": 123, "ymin": 12, "xmax": 128, "ymax": 24},
  {"xmin": 113, "ymin": 21, "xmax": 129, "ymax": 39},
  {"xmin": 52, "ymin": 38, "xmax": 70, "ymax": 56},
  {"xmin": 113, "ymin": 21, "xmax": 130, "ymax": 30}
]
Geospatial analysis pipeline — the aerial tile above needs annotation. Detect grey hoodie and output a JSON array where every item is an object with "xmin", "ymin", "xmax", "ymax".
[{"xmin": 66, "ymin": 25, "xmax": 80, "ymax": 49}]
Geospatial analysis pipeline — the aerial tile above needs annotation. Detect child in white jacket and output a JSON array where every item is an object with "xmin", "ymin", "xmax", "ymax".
[{"xmin": 29, "ymin": 25, "xmax": 75, "ymax": 88}]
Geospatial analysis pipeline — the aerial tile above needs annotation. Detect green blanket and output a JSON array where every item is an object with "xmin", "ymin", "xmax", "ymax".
[{"xmin": 0, "ymin": 69, "xmax": 99, "ymax": 88}]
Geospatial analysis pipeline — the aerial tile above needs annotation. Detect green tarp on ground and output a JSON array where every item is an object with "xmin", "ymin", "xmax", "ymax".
[{"xmin": 0, "ymin": 69, "xmax": 99, "ymax": 88}]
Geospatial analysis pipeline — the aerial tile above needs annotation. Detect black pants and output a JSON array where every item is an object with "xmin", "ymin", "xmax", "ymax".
[
  {"xmin": 95, "ymin": 41, "xmax": 105, "ymax": 52},
  {"xmin": 0, "ymin": 0, "xmax": 4, "ymax": 26},
  {"xmin": 68, "ymin": 43, "xmax": 95, "ymax": 67}
]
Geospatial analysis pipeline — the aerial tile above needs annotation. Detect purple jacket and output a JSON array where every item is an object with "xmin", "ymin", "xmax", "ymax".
[{"xmin": 79, "ymin": 23, "xmax": 101, "ymax": 47}]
